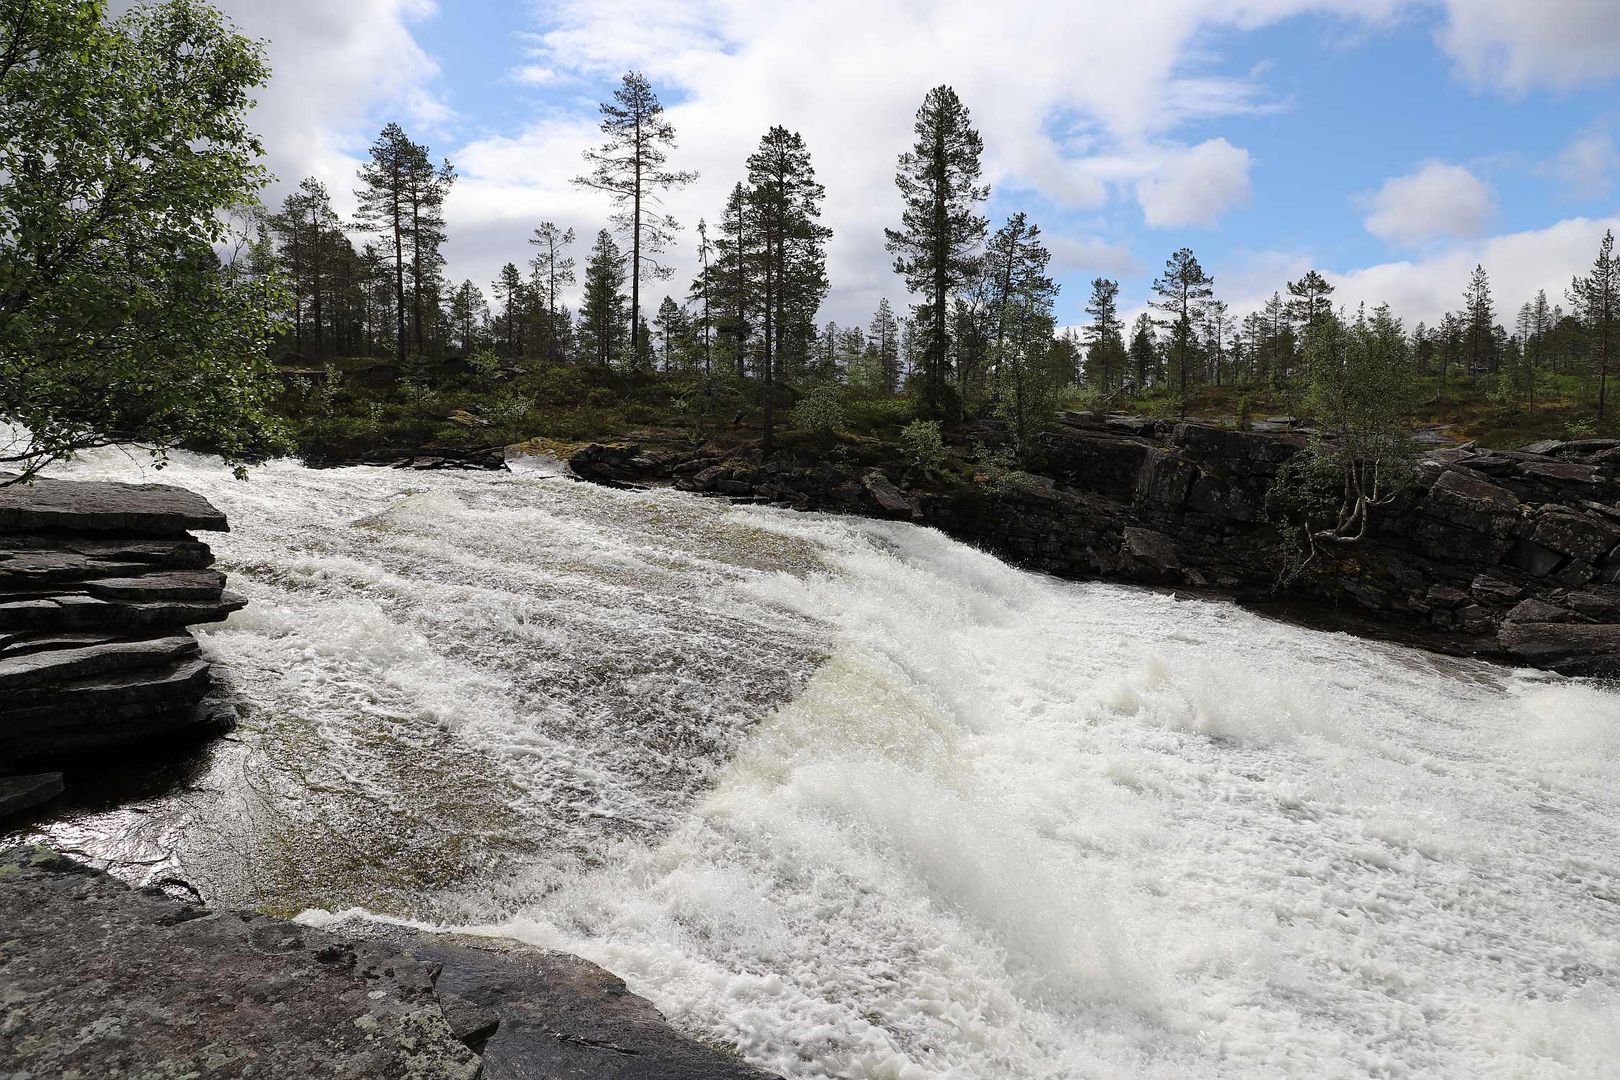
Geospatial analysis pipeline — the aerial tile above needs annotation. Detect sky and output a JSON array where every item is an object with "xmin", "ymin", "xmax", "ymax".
[{"xmin": 207, "ymin": 0, "xmax": 1620, "ymax": 334}]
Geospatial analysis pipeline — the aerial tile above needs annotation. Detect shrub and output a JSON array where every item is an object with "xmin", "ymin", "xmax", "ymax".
[
  {"xmin": 898, "ymin": 419, "xmax": 946, "ymax": 470},
  {"xmin": 792, "ymin": 385, "xmax": 847, "ymax": 434}
]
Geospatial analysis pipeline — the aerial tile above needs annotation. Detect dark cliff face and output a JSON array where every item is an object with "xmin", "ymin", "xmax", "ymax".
[{"xmin": 568, "ymin": 418, "xmax": 1620, "ymax": 677}]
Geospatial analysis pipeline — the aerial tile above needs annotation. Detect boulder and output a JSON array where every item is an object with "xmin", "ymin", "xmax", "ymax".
[
  {"xmin": 862, "ymin": 470, "xmax": 919, "ymax": 520},
  {"xmin": 1497, "ymin": 621, "xmax": 1620, "ymax": 675},
  {"xmin": 0, "ymin": 773, "xmax": 62, "ymax": 817},
  {"xmin": 1519, "ymin": 460, "xmax": 1599, "ymax": 485},
  {"xmin": 1121, "ymin": 527, "xmax": 1180, "ymax": 573},
  {"xmin": 1529, "ymin": 508, "xmax": 1620, "ymax": 563}
]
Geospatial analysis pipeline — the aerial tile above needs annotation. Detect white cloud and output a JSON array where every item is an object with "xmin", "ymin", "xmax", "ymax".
[
  {"xmin": 1363, "ymin": 162, "xmax": 1495, "ymax": 247},
  {"xmin": 205, "ymin": 0, "xmax": 449, "ymax": 215},
  {"xmin": 1333, "ymin": 216, "xmax": 1618, "ymax": 326},
  {"xmin": 1436, "ymin": 0, "xmax": 1620, "ymax": 94},
  {"xmin": 444, "ymin": 0, "xmax": 1399, "ymax": 320},
  {"xmin": 1547, "ymin": 129, "xmax": 1620, "ymax": 200},
  {"xmin": 1221, "ymin": 217, "xmax": 1619, "ymax": 329},
  {"xmin": 1136, "ymin": 139, "xmax": 1253, "ymax": 228}
]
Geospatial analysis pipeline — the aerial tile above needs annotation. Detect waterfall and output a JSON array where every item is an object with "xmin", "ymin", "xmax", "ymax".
[{"xmin": 24, "ymin": 449, "xmax": 1620, "ymax": 1079}]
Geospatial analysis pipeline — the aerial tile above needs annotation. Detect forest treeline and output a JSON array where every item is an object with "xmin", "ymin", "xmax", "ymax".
[{"xmin": 249, "ymin": 70, "xmax": 1620, "ymax": 450}]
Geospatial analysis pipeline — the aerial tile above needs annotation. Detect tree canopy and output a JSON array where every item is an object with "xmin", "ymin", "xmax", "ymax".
[{"xmin": 0, "ymin": 0, "xmax": 288, "ymax": 482}]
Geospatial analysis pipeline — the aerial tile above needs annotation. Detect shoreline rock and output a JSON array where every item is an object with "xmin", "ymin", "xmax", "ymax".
[
  {"xmin": 568, "ymin": 418, "xmax": 1620, "ymax": 677},
  {"xmin": 0, "ymin": 847, "xmax": 780, "ymax": 1080},
  {"xmin": 0, "ymin": 478, "xmax": 243, "ymax": 803}
]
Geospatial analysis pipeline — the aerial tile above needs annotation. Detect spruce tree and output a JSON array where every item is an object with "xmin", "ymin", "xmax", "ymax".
[
  {"xmin": 1083, "ymin": 278, "xmax": 1125, "ymax": 394},
  {"xmin": 869, "ymin": 299, "xmax": 901, "ymax": 393},
  {"xmin": 885, "ymin": 85, "xmax": 989, "ymax": 418},
  {"xmin": 579, "ymin": 229, "xmax": 627, "ymax": 367},
  {"xmin": 573, "ymin": 72, "xmax": 697, "ymax": 363},
  {"xmin": 1128, "ymin": 313, "xmax": 1157, "ymax": 393},
  {"xmin": 1570, "ymin": 230, "xmax": 1618, "ymax": 422},
  {"xmin": 746, "ymin": 126, "xmax": 831, "ymax": 451},
  {"xmin": 1463, "ymin": 264, "xmax": 1496, "ymax": 377}
]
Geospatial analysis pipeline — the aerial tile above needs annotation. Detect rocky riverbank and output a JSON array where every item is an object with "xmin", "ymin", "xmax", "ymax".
[
  {"xmin": 0, "ymin": 846, "xmax": 778, "ymax": 1079},
  {"xmin": 568, "ymin": 416, "xmax": 1620, "ymax": 676},
  {"xmin": 0, "ymin": 478, "xmax": 244, "ymax": 818}
]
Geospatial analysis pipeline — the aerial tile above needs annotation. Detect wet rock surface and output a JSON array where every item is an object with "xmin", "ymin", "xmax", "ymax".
[
  {"xmin": 0, "ymin": 847, "xmax": 782, "ymax": 1080},
  {"xmin": 0, "ymin": 478, "xmax": 241, "ymax": 792},
  {"xmin": 569, "ymin": 416, "xmax": 1620, "ymax": 676}
]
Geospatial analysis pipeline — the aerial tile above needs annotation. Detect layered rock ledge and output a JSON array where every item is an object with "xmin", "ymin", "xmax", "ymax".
[
  {"xmin": 0, "ymin": 847, "xmax": 779, "ymax": 1080},
  {"xmin": 570, "ymin": 419, "xmax": 1620, "ymax": 676},
  {"xmin": 0, "ymin": 478, "xmax": 244, "ymax": 816}
]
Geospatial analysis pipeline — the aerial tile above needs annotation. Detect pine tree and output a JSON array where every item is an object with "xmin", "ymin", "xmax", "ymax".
[
  {"xmin": 356, "ymin": 123, "xmax": 454, "ymax": 362},
  {"xmin": 885, "ymin": 85, "xmax": 989, "ymax": 418},
  {"xmin": 579, "ymin": 229, "xmax": 627, "ymax": 367},
  {"xmin": 269, "ymin": 177, "xmax": 342, "ymax": 358},
  {"xmin": 1150, "ymin": 248, "xmax": 1214, "ymax": 411},
  {"xmin": 528, "ymin": 222, "xmax": 576, "ymax": 365},
  {"xmin": 1285, "ymin": 270, "xmax": 1335, "ymax": 333},
  {"xmin": 1204, "ymin": 300, "xmax": 1232, "ymax": 387},
  {"xmin": 1570, "ymin": 230, "xmax": 1618, "ymax": 422},
  {"xmin": 573, "ymin": 72, "xmax": 697, "ymax": 363},
  {"xmin": 492, "ymin": 262, "xmax": 524, "ymax": 356}
]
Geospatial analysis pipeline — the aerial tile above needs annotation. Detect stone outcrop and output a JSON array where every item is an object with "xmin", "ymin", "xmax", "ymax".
[
  {"xmin": 568, "ymin": 419, "xmax": 1620, "ymax": 676},
  {"xmin": 306, "ymin": 444, "xmax": 509, "ymax": 471},
  {"xmin": 0, "ymin": 847, "xmax": 780, "ymax": 1080},
  {"xmin": 0, "ymin": 477, "xmax": 243, "ymax": 808}
]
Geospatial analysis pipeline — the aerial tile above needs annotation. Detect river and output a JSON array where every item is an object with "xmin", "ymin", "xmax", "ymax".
[{"xmin": 13, "ymin": 450, "xmax": 1620, "ymax": 1078}]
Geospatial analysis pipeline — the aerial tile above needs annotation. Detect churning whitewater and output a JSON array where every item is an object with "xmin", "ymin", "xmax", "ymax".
[{"xmin": 28, "ymin": 450, "xmax": 1620, "ymax": 1079}]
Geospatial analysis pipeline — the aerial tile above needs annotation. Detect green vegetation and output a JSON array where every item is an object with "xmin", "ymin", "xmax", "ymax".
[{"xmin": 0, "ymin": 0, "xmax": 288, "ymax": 482}]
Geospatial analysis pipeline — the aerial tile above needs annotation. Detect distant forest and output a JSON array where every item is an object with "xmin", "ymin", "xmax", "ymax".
[{"xmin": 245, "ymin": 71, "xmax": 1619, "ymax": 436}]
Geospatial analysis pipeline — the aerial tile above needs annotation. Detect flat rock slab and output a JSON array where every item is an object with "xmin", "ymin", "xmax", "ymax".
[
  {"xmin": 0, "ymin": 478, "xmax": 227, "ymax": 536},
  {"xmin": 0, "ymin": 633, "xmax": 199, "ymax": 691},
  {"xmin": 0, "ymin": 847, "xmax": 480, "ymax": 1079},
  {"xmin": 0, "ymin": 773, "xmax": 63, "ymax": 818},
  {"xmin": 1, "ymin": 654, "xmax": 210, "ymax": 716},
  {"xmin": 400, "ymin": 934, "xmax": 781, "ymax": 1080},
  {"xmin": 0, "ymin": 590, "xmax": 246, "ymax": 632},
  {"xmin": 83, "ymin": 569, "xmax": 226, "ymax": 602}
]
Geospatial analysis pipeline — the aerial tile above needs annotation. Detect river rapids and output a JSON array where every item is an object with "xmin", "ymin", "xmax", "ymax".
[{"xmin": 14, "ymin": 450, "xmax": 1620, "ymax": 1078}]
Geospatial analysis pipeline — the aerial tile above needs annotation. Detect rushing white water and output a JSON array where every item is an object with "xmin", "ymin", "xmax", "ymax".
[{"xmin": 25, "ymin": 450, "xmax": 1620, "ymax": 1078}]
